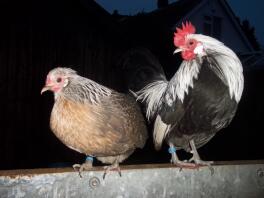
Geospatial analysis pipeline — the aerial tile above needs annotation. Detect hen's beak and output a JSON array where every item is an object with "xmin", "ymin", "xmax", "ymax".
[
  {"xmin": 173, "ymin": 48, "xmax": 182, "ymax": 54},
  {"xmin": 41, "ymin": 85, "xmax": 51, "ymax": 95}
]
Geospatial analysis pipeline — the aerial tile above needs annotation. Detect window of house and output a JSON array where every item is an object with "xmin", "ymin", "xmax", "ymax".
[
  {"xmin": 212, "ymin": 16, "xmax": 222, "ymax": 39},
  {"xmin": 203, "ymin": 15, "xmax": 222, "ymax": 40}
]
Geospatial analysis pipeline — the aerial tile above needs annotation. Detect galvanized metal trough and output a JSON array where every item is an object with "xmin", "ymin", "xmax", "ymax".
[{"xmin": 0, "ymin": 161, "xmax": 264, "ymax": 198}]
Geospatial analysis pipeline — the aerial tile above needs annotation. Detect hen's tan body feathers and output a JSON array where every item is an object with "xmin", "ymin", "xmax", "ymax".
[
  {"xmin": 42, "ymin": 67, "xmax": 148, "ymax": 169},
  {"xmin": 50, "ymin": 88, "xmax": 147, "ymax": 164}
]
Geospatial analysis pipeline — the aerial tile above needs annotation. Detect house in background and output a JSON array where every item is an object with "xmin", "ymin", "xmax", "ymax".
[
  {"xmin": 169, "ymin": 0, "xmax": 253, "ymax": 53},
  {"xmin": 116, "ymin": 0, "xmax": 263, "ymax": 70},
  {"xmin": 164, "ymin": 0, "xmax": 264, "ymax": 70}
]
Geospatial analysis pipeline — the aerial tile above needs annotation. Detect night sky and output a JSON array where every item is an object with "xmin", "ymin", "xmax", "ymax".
[{"xmin": 95, "ymin": 0, "xmax": 264, "ymax": 47}]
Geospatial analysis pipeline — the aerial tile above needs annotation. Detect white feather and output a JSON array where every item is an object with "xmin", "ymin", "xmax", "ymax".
[
  {"xmin": 153, "ymin": 115, "xmax": 171, "ymax": 150},
  {"xmin": 190, "ymin": 34, "xmax": 244, "ymax": 102},
  {"xmin": 168, "ymin": 60, "xmax": 201, "ymax": 103},
  {"xmin": 136, "ymin": 80, "xmax": 168, "ymax": 120}
]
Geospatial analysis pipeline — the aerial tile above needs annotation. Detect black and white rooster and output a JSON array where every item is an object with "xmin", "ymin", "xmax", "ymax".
[{"xmin": 134, "ymin": 21, "xmax": 244, "ymax": 167}]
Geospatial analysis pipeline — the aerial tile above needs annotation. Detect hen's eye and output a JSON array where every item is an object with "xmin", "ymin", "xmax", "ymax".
[
  {"xmin": 189, "ymin": 41, "xmax": 194, "ymax": 45},
  {"xmin": 56, "ymin": 77, "xmax": 62, "ymax": 83}
]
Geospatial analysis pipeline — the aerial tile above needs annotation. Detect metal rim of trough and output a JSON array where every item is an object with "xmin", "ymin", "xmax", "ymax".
[{"xmin": 0, "ymin": 160, "xmax": 264, "ymax": 198}]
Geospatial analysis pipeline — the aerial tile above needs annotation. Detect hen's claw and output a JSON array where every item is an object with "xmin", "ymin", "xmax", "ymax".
[
  {"xmin": 103, "ymin": 162, "xmax": 121, "ymax": 179},
  {"xmin": 73, "ymin": 160, "xmax": 93, "ymax": 178}
]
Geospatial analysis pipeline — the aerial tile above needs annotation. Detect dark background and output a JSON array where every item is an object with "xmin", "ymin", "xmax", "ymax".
[{"xmin": 0, "ymin": 0, "xmax": 263, "ymax": 170}]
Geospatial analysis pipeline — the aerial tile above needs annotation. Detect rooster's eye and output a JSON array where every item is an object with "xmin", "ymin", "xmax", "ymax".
[
  {"xmin": 56, "ymin": 77, "xmax": 62, "ymax": 83},
  {"xmin": 189, "ymin": 41, "xmax": 194, "ymax": 45}
]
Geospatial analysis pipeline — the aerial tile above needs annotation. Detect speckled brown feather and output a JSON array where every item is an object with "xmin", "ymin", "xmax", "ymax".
[{"xmin": 50, "ymin": 91, "xmax": 147, "ymax": 164}]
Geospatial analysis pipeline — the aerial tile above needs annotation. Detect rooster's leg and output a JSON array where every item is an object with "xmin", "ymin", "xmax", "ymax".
[
  {"xmin": 103, "ymin": 159, "xmax": 121, "ymax": 179},
  {"xmin": 73, "ymin": 156, "xmax": 94, "ymax": 178},
  {"xmin": 188, "ymin": 139, "xmax": 214, "ymax": 174},
  {"xmin": 169, "ymin": 143, "xmax": 196, "ymax": 169}
]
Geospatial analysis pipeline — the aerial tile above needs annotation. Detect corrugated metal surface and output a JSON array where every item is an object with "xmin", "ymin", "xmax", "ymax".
[{"xmin": 0, "ymin": 161, "xmax": 264, "ymax": 198}]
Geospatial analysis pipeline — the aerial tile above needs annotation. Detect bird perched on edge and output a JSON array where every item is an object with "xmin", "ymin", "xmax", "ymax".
[
  {"xmin": 136, "ymin": 21, "xmax": 244, "ymax": 168},
  {"xmin": 41, "ymin": 67, "xmax": 148, "ymax": 178}
]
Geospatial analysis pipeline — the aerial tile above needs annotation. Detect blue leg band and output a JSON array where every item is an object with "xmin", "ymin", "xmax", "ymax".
[
  {"xmin": 85, "ymin": 156, "xmax": 94, "ymax": 162},
  {"xmin": 168, "ymin": 147, "xmax": 177, "ymax": 154}
]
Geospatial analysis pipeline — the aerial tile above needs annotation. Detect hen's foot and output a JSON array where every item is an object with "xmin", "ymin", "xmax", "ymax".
[
  {"xmin": 103, "ymin": 162, "xmax": 121, "ymax": 179},
  {"xmin": 73, "ymin": 156, "xmax": 94, "ymax": 178}
]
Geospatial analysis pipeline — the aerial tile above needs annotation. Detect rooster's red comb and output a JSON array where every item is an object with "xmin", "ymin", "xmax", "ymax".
[{"xmin": 173, "ymin": 21, "xmax": 196, "ymax": 47}]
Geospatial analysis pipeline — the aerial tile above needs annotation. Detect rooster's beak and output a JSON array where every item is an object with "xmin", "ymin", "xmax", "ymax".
[
  {"xmin": 173, "ymin": 48, "xmax": 182, "ymax": 54},
  {"xmin": 41, "ymin": 85, "xmax": 51, "ymax": 95}
]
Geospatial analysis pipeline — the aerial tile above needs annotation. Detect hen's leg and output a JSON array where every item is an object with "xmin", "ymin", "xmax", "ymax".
[
  {"xmin": 103, "ymin": 159, "xmax": 121, "ymax": 179},
  {"xmin": 188, "ymin": 139, "xmax": 214, "ymax": 174},
  {"xmin": 73, "ymin": 156, "xmax": 94, "ymax": 178}
]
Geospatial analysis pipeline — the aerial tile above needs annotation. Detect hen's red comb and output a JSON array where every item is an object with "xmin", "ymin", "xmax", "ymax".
[{"xmin": 173, "ymin": 21, "xmax": 196, "ymax": 47}]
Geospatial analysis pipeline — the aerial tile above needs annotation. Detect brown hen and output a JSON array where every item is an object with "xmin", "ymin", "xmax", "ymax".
[{"xmin": 41, "ymin": 67, "xmax": 148, "ymax": 178}]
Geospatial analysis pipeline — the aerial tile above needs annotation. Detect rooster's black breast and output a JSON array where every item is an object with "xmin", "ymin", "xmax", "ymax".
[{"xmin": 164, "ymin": 58, "xmax": 238, "ymax": 150}]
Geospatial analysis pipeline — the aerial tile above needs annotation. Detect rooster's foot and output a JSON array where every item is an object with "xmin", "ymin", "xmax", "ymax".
[
  {"xmin": 189, "ymin": 139, "xmax": 214, "ymax": 175},
  {"xmin": 169, "ymin": 143, "xmax": 197, "ymax": 171}
]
